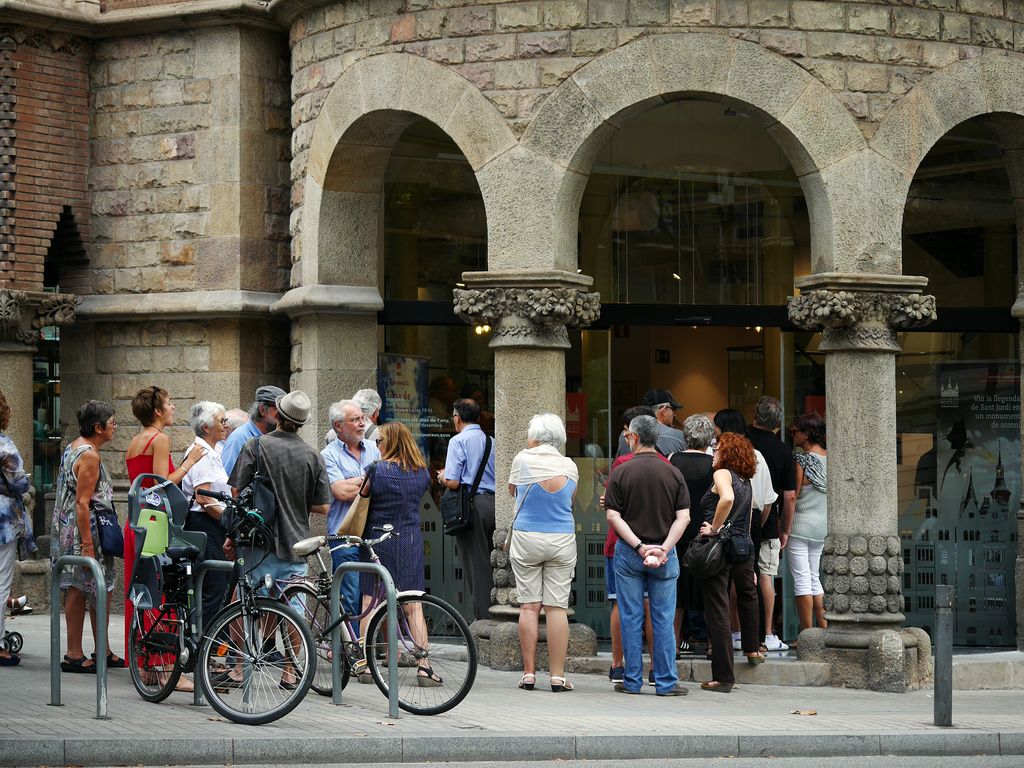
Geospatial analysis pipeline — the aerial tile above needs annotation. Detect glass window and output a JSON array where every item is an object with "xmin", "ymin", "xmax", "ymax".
[
  {"xmin": 903, "ymin": 116, "xmax": 1017, "ymax": 308},
  {"xmin": 579, "ymin": 98, "xmax": 809, "ymax": 305},
  {"xmin": 896, "ymin": 331, "xmax": 1019, "ymax": 646},
  {"xmin": 382, "ymin": 120, "xmax": 486, "ymax": 301}
]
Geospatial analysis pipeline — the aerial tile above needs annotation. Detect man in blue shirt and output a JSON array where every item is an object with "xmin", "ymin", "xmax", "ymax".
[
  {"xmin": 321, "ymin": 399, "xmax": 381, "ymax": 617},
  {"xmin": 220, "ymin": 385, "xmax": 285, "ymax": 475},
  {"xmin": 439, "ymin": 398, "xmax": 496, "ymax": 621}
]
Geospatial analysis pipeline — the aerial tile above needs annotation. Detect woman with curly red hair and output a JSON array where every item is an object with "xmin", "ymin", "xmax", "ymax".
[{"xmin": 697, "ymin": 431, "xmax": 762, "ymax": 692}]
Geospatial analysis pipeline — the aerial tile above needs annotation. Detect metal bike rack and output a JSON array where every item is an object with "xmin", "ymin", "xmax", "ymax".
[
  {"xmin": 191, "ymin": 559, "xmax": 236, "ymax": 707},
  {"xmin": 50, "ymin": 555, "xmax": 109, "ymax": 719},
  {"xmin": 330, "ymin": 562, "xmax": 399, "ymax": 718}
]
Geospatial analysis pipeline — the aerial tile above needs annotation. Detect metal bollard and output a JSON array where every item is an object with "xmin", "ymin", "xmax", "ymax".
[
  {"xmin": 50, "ymin": 555, "xmax": 109, "ymax": 719},
  {"xmin": 933, "ymin": 584, "xmax": 954, "ymax": 727},
  {"xmin": 329, "ymin": 561, "xmax": 400, "ymax": 718},
  {"xmin": 191, "ymin": 559, "xmax": 236, "ymax": 706}
]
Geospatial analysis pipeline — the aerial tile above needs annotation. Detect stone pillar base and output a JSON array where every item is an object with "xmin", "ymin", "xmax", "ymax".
[
  {"xmin": 471, "ymin": 616, "xmax": 598, "ymax": 672},
  {"xmin": 797, "ymin": 625, "xmax": 933, "ymax": 692}
]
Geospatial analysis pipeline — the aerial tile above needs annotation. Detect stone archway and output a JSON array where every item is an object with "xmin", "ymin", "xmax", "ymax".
[
  {"xmin": 513, "ymin": 32, "xmax": 868, "ymax": 275},
  {"xmin": 873, "ymin": 55, "xmax": 1024, "ymax": 652},
  {"xmin": 275, "ymin": 52, "xmax": 516, "ymax": 433}
]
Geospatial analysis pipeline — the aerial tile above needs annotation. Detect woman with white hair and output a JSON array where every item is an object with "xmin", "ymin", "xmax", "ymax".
[
  {"xmin": 181, "ymin": 401, "xmax": 231, "ymax": 622},
  {"xmin": 507, "ymin": 413, "xmax": 579, "ymax": 692}
]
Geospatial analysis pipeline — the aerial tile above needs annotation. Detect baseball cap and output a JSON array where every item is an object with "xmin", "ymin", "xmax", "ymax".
[
  {"xmin": 255, "ymin": 385, "xmax": 287, "ymax": 404},
  {"xmin": 642, "ymin": 388, "xmax": 682, "ymax": 410}
]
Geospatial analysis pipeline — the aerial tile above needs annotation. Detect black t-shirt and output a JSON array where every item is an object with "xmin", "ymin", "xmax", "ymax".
[
  {"xmin": 745, "ymin": 426, "xmax": 796, "ymax": 539},
  {"xmin": 669, "ymin": 451, "xmax": 714, "ymax": 544},
  {"xmin": 605, "ymin": 452, "xmax": 690, "ymax": 544}
]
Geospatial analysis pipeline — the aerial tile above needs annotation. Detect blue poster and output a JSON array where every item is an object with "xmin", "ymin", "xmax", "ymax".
[{"xmin": 377, "ymin": 353, "xmax": 432, "ymax": 457}]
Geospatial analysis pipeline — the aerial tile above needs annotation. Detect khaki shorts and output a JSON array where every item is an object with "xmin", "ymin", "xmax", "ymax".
[
  {"xmin": 758, "ymin": 538, "xmax": 781, "ymax": 577},
  {"xmin": 509, "ymin": 530, "xmax": 577, "ymax": 608}
]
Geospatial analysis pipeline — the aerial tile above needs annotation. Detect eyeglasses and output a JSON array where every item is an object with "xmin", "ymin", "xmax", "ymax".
[
  {"xmin": 345, "ymin": 416, "xmax": 366, "ymax": 424},
  {"xmin": 219, "ymin": 417, "xmax": 230, "ymax": 425}
]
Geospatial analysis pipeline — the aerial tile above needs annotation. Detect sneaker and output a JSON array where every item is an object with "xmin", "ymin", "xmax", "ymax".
[
  {"xmin": 732, "ymin": 632, "xmax": 742, "ymax": 651},
  {"xmin": 613, "ymin": 682, "xmax": 642, "ymax": 694},
  {"xmin": 764, "ymin": 634, "xmax": 789, "ymax": 652},
  {"xmin": 648, "ymin": 669, "xmax": 655, "ymax": 686},
  {"xmin": 608, "ymin": 666, "xmax": 624, "ymax": 684}
]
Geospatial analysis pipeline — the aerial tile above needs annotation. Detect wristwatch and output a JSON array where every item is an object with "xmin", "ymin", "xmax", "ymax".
[{"xmin": 634, "ymin": 541, "xmax": 643, "ymax": 552}]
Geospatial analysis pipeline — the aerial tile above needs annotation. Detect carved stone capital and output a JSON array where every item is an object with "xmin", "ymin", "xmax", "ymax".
[
  {"xmin": 0, "ymin": 289, "xmax": 78, "ymax": 346},
  {"xmin": 453, "ymin": 271, "xmax": 600, "ymax": 349},
  {"xmin": 788, "ymin": 273, "xmax": 935, "ymax": 352}
]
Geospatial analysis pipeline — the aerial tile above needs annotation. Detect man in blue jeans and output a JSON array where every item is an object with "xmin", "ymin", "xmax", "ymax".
[{"xmin": 604, "ymin": 414, "xmax": 691, "ymax": 696}]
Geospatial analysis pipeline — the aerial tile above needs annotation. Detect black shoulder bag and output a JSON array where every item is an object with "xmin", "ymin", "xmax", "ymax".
[
  {"xmin": 246, "ymin": 437, "xmax": 278, "ymax": 530},
  {"xmin": 440, "ymin": 435, "xmax": 492, "ymax": 536}
]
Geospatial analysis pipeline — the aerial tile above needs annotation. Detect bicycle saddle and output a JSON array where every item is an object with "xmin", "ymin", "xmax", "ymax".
[
  {"xmin": 292, "ymin": 536, "xmax": 326, "ymax": 557},
  {"xmin": 165, "ymin": 543, "xmax": 200, "ymax": 561}
]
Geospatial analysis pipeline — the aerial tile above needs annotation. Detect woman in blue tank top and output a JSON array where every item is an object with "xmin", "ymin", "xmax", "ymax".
[{"xmin": 507, "ymin": 413, "xmax": 579, "ymax": 693}]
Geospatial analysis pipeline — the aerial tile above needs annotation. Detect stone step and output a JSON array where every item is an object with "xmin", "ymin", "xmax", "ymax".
[{"xmin": 566, "ymin": 653, "xmax": 834, "ymax": 687}]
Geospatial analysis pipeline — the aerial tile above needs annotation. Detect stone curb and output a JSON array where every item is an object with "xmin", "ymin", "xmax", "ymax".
[{"xmin": 4, "ymin": 731, "xmax": 1023, "ymax": 766}]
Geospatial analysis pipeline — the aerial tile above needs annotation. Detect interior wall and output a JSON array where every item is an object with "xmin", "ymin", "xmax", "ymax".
[{"xmin": 611, "ymin": 325, "xmax": 764, "ymax": 421}]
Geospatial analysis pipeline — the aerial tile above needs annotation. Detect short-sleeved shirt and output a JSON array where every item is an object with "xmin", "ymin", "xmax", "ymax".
[
  {"xmin": 320, "ymin": 438, "xmax": 381, "ymax": 534},
  {"xmin": 604, "ymin": 451, "xmax": 690, "ymax": 544},
  {"xmin": 751, "ymin": 450, "xmax": 778, "ymax": 516},
  {"xmin": 669, "ymin": 451, "xmax": 714, "ymax": 544},
  {"xmin": 655, "ymin": 423, "xmax": 686, "ymax": 456},
  {"xmin": 443, "ymin": 423, "xmax": 496, "ymax": 492},
  {"xmin": 228, "ymin": 431, "xmax": 331, "ymax": 562},
  {"xmin": 746, "ymin": 426, "xmax": 797, "ymax": 540},
  {"xmin": 602, "ymin": 451, "xmax": 670, "ymax": 556},
  {"xmin": 220, "ymin": 420, "xmax": 260, "ymax": 476},
  {"xmin": 181, "ymin": 436, "xmax": 231, "ymax": 517}
]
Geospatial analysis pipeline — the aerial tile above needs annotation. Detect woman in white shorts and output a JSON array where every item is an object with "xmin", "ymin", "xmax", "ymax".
[
  {"xmin": 783, "ymin": 412, "xmax": 828, "ymax": 633},
  {"xmin": 508, "ymin": 413, "xmax": 578, "ymax": 693}
]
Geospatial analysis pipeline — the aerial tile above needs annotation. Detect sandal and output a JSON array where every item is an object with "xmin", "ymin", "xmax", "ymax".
[
  {"xmin": 416, "ymin": 665, "xmax": 443, "ymax": 687},
  {"xmin": 518, "ymin": 673, "xmax": 536, "ymax": 691},
  {"xmin": 550, "ymin": 676, "xmax": 574, "ymax": 692},
  {"xmin": 61, "ymin": 655, "xmax": 96, "ymax": 673},
  {"xmin": 700, "ymin": 680, "xmax": 734, "ymax": 693},
  {"xmin": 745, "ymin": 653, "xmax": 766, "ymax": 666},
  {"xmin": 92, "ymin": 651, "xmax": 127, "ymax": 669}
]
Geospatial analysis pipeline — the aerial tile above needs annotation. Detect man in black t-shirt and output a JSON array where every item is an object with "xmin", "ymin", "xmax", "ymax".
[
  {"xmin": 745, "ymin": 396, "xmax": 796, "ymax": 652},
  {"xmin": 605, "ymin": 415, "xmax": 690, "ymax": 696}
]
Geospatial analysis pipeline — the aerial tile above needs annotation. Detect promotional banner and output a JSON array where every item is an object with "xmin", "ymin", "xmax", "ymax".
[
  {"xmin": 378, "ymin": 353, "xmax": 432, "ymax": 457},
  {"xmin": 931, "ymin": 362, "xmax": 1020, "ymax": 646}
]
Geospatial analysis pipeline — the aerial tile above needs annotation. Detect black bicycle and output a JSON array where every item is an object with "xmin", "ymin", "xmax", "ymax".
[
  {"xmin": 283, "ymin": 527, "xmax": 477, "ymax": 715},
  {"xmin": 126, "ymin": 479, "xmax": 316, "ymax": 725}
]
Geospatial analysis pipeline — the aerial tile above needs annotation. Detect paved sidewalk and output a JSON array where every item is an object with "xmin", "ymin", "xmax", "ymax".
[{"xmin": 1, "ymin": 615, "xmax": 1023, "ymax": 766}]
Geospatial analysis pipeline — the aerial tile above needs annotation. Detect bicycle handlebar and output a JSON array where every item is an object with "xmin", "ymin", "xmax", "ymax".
[{"xmin": 326, "ymin": 525, "xmax": 397, "ymax": 550}]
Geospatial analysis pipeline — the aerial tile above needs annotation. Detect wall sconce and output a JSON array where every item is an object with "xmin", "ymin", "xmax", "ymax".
[{"xmin": 474, "ymin": 324, "xmax": 491, "ymax": 335}]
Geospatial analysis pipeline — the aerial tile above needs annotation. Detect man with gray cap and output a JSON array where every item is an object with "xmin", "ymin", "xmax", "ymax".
[
  {"xmin": 220, "ymin": 385, "xmax": 286, "ymax": 475},
  {"xmin": 228, "ymin": 390, "xmax": 331, "ymax": 600},
  {"xmin": 642, "ymin": 388, "xmax": 686, "ymax": 457}
]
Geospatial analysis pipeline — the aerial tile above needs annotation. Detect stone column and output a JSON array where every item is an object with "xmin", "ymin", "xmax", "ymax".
[
  {"xmin": 788, "ymin": 273, "xmax": 937, "ymax": 691},
  {"xmin": 272, "ymin": 285, "xmax": 382, "ymax": 447},
  {"xmin": 453, "ymin": 270, "xmax": 600, "ymax": 667}
]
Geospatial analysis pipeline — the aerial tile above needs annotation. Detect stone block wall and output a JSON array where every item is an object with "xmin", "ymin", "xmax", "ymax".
[
  {"xmin": 61, "ymin": 317, "xmax": 290, "ymax": 480},
  {"xmin": 1, "ymin": 29, "xmax": 91, "ymax": 292},
  {"xmin": 90, "ymin": 26, "xmax": 291, "ymax": 296},
  {"xmin": 284, "ymin": 0, "xmax": 1024, "ymax": 282}
]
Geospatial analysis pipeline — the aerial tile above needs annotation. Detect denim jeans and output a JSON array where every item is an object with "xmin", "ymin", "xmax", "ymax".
[
  {"xmin": 613, "ymin": 540, "xmax": 679, "ymax": 694},
  {"xmin": 331, "ymin": 545, "xmax": 362, "ymax": 618}
]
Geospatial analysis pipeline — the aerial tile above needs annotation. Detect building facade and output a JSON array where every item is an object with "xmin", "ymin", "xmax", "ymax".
[{"xmin": 2, "ymin": 0, "xmax": 1024, "ymax": 689}]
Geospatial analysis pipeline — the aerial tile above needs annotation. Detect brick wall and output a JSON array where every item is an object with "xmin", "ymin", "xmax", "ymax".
[{"xmin": 1, "ymin": 30, "xmax": 91, "ymax": 292}]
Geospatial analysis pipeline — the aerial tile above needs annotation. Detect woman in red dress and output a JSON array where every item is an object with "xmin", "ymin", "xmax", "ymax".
[{"xmin": 124, "ymin": 386, "xmax": 205, "ymax": 690}]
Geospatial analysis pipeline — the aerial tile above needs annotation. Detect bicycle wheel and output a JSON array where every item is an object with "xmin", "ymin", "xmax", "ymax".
[
  {"xmin": 197, "ymin": 597, "xmax": 316, "ymax": 725},
  {"xmin": 282, "ymin": 583, "xmax": 350, "ymax": 696},
  {"xmin": 365, "ymin": 593, "xmax": 477, "ymax": 715},
  {"xmin": 127, "ymin": 609, "xmax": 182, "ymax": 703}
]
